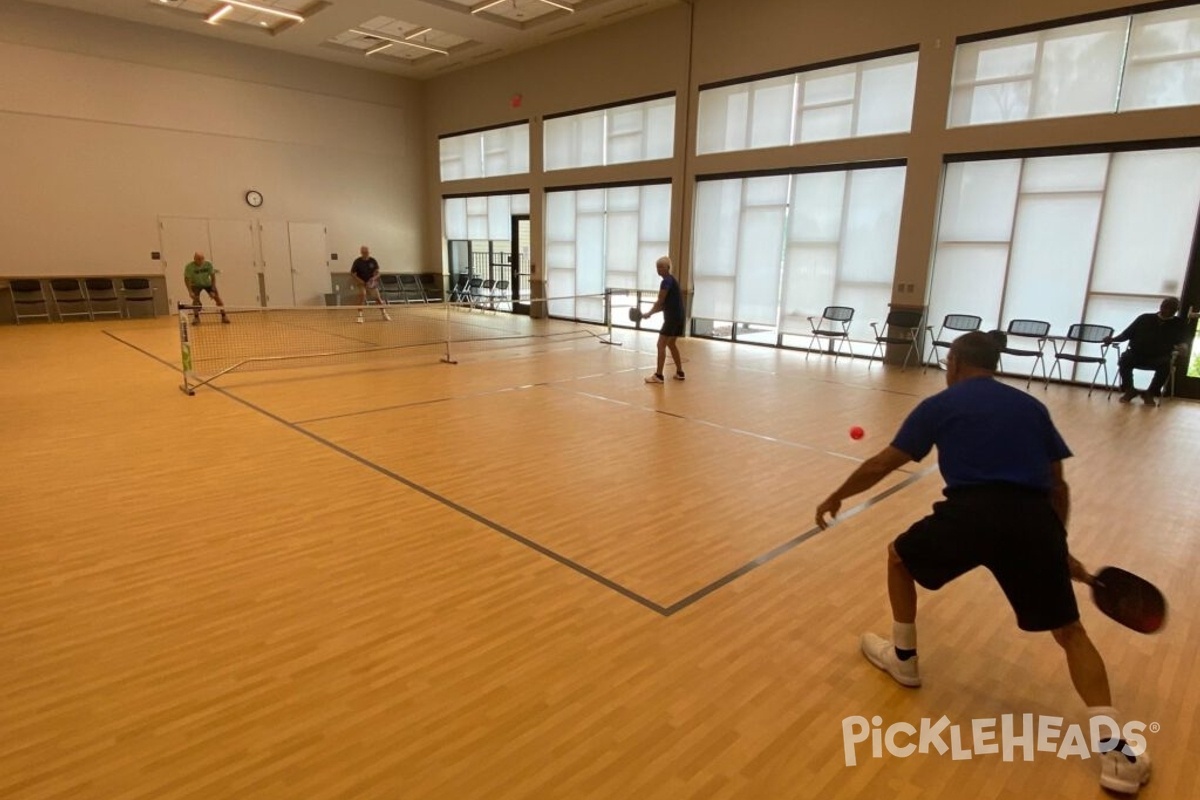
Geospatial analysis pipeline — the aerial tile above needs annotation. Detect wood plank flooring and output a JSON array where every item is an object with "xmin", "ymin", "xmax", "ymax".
[{"xmin": 1, "ymin": 316, "xmax": 1196, "ymax": 799}]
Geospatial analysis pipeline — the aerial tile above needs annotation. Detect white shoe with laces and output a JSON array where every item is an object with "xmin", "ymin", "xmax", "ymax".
[
  {"xmin": 860, "ymin": 632, "xmax": 921, "ymax": 687},
  {"xmin": 1099, "ymin": 747, "xmax": 1151, "ymax": 794}
]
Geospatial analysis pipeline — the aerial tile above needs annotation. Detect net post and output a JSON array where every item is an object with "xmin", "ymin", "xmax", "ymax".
[
  {"xmin": 439, "ymin": 295, "xmax": 457, "ymax": 364},
  {"xmin": 177, "ymin": 303, "xmax": 196, "ymax": 395},
  {"xmin": 599, "ymin": 288, "xmax": 621, "ymax": 347}
]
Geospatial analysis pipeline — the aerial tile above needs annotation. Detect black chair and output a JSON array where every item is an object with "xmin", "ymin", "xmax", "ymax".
[
  {"xmin": 473, "ymin": 278, "xmax": 498, "ymax": 310},
  {"xmin": 9, "ymin": 279, "xmax": 52, "ymax": 323},
  {"xmin": 465, "ymin": 277, "xmax": 484, "ymax": 308},
  {"xmin": 1125, "ymin": 348, "xmax": 1181, "ymax": 406},
  {"xmin": 84, "ymin": 278, "xmax": 123, "ymax": 319},
  {"xmin": 869, "ymin": 309, "xmax": 924, "ymax": 370},
  {"xmin": 994, "ymin": 319, "xmax": 1051, "ymax": 388},
  {"xmin": 449, "ymin": 274, "xmax": 471, "ymax": 304},
  {"xmin": 49, "ymin": 279, "xmax": 92, "ymax": 321},
  {"xmin": 119, "ymin": 278, "xmax": 157, "ymax": 318},
  {"xmin": 378, "ymin": 274, "xmax": 403, "ymax": 304},
  {"xmin": 492, "ymin": 279, "xmax": 512, "ymax": 311},
  {"xmin": 399, "ymin": 274, "xmax": 426, "ymax": 303},
  {"xmin": 806, "ymin": 306, "xmax": 855, "ymax": 361},
  {"xmin": 1046, "ymin": 323, "xmax": 1115, "ymax": 396},
  {"xmin": 923, "ymin": 313, "xmax": 982, "ymax": 372},
  {"xmin": 419, "ymin": 273, "xmax": 445, "ymax": 303}
]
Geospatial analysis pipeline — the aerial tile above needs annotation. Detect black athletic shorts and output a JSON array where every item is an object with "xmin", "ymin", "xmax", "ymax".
[
  {"xmin": 187, "ymin": 285, "xmax": 217, "ymax": 298},
  {"xmin": 893, "ymin": 484, "xmax": 1079, "ymax": 632},
  {"xmin": 660, "ymin": 317, "xmax": 684, "ymax": 337}
]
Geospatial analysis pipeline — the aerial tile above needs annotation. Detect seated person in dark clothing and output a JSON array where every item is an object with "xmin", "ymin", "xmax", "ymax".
[{"xmin": 1104, "ymin": 298, "xmax": 1190, "ymax": 405}]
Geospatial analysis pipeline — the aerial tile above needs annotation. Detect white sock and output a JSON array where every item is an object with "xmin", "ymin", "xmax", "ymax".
[
  {"xmin": 1087, "ymin": 706, "xmax": 1136, "ymax": 755},
  {"xmin": 893, "ymin": 621, "xmax": 917, "ymax": 651}
]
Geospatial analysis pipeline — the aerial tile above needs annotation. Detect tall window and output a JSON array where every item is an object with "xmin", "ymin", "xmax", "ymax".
[
  {"xmin": 543, "ymin": 96, "xmax": 676, "ymax": 171},
  {"xmin": 696, "ymin": 51, "xmax": 918, "ymax": 155},
  {"xmin": 439, "ymin": 123, "xmax": 530, "ymax": 181},
  {"xmin": 544, "ymin": 184, "xmax": 672, "ymax": 321},
  {"xmin": 927, "ymin": 147, "xmax": 1200, "ymax": 377},
  {"xmin": 949, "ymin": 4, "xmax": 1200, "ymax": 127},
  {"xmin": 691, "ymin": 165, "xmax": 907, "ymax": 348},
  {"xmin": 443, "ymin": 193, "xmax": 530, "ymax": 240}
]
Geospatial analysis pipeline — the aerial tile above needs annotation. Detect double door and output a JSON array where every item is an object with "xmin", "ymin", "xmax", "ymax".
[{"xmin": 160, "ymin": 217, "xmax": 330, "ymax": 310}]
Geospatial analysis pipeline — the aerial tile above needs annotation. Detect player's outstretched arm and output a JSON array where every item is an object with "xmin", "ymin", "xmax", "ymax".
[{"xmin": 816, "ymin": 446, "xmax": 912, "ymax": 529}]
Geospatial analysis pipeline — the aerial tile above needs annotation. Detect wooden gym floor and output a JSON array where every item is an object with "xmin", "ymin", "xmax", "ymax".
[{"xmin": 1, "ymin": 316, "xmax": 1197, "ymax": 800}]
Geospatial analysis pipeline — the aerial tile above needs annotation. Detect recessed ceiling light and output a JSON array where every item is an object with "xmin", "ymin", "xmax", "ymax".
[
  {"xmin": 349, "ymin": 29, "xmax": 449, "ymax": 56},
  {"xmin": 206, "ymin": 4, "xmax": 233, "ymax": 24},
  {"xmin": 220, "ymin": 0, "xmax": 304, "ymax": 22}
]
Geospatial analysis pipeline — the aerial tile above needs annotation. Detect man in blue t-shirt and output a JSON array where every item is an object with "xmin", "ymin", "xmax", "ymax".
[
  {"xmin": 815, "ymin": 331, "xmax": 1149, "ymax": 794},
  {"xmin": 640, "ymin": 256, "xmax": 686, "ymax": 384}
]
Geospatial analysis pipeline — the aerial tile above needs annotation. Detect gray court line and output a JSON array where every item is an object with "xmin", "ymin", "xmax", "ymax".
[
  {"xmin": 102, "ymin": 330, "xmax": 667, "ymax": 614},
  {"xmin": 221, "ymin": 390, "xmax": 671, "ymax": 615},
  {"xmin": 563, "ymin": 385, "xmax": 885, "ymax": 466},
  {"xmin": 104, "ymin": 330, "xmax": 933, "ymax": 615},
  {"xmin": 291, "ymin": 364, "xmax": 646, "ymax": 425},
  {"xmin": 660, "ymin": 465, "xmax": 939, "ymax": 616}
]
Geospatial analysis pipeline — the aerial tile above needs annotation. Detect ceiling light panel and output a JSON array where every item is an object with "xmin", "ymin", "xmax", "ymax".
[
  {"xmin": 327, "ymin": 17, "xmax": 469, "ymax": 60},
  {"xmin": 459, "ymin": 0, "xmax": 575, "ymax": 23},
  {"xmin": 151, "ymin": 0, "xmax": 306, "ymax": 30}
]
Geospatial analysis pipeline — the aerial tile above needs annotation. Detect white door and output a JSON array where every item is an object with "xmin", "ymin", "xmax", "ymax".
[
  {"xmin": 209, "ymin": 219, "xmax": 260, "ymax": 307},
  {"xmin": 287, "ymin": 222, "xmax": 331, "ymax": 306},
  {"xmin": 259, "ymin": 220, "xmax": 294, "ymax": 307},
  {"xmin": 159, "ymin": 216, "xmax": 211, "ymax": 311}
]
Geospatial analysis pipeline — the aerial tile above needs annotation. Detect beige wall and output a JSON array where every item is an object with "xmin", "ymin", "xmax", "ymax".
[
  {"xmin": 423, "ymin": 0, "xmax": 1200, "ymax": 306},
  {"xmin": 0, "ymin": 2, "xmax": 426, "ymax": 281}
]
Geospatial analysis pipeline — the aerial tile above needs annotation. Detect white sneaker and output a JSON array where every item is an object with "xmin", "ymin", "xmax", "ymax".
[
  {"xmin": 382, "ymin": 311, "xmax": 392, "ymax": 321},
  {"xmin": 1099, "ymin": 748, "xmax": 1151, "ymax": 794},
  {"xmin": 644, "ymin": 374, "xmax": 664, "ymax": 384},
  {"xmin": 356, "ymin": 314, "xmax": 364, "ymax": 324},
  {"xmin": 860, "ymin": 633, "xmax": 921, "ymax": 687}
]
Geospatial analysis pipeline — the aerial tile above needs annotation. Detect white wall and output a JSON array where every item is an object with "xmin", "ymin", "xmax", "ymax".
[
  {"xmin": 0, "ymin": 2, "xmax": 426, "ymax": 281},
  {"xmin": 421, "ymin": 0, "xmax": 1200, "ymax": 304}
]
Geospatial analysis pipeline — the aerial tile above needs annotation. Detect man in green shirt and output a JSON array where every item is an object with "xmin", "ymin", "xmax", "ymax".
[{"xmin": 184, "ymin": 251, "xmax": 229, "ymax": 324}]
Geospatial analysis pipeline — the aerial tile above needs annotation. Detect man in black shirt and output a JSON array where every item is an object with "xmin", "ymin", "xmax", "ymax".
[
  {"xmin": 1104, "ymin": 298, "xmax": 1190, "ymax": 404},
  {"xmin": 350, "ymin": 245, "xmax": 390, "ymax": 323},
  {"xmin": 640, "ymin": 256, "xmax": 686, "ymax": 384}
]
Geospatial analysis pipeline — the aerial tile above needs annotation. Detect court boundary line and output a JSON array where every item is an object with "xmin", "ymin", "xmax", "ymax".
[{"xmin": 104, "ymin": 329, "xmax": 935, "ymax": 615}]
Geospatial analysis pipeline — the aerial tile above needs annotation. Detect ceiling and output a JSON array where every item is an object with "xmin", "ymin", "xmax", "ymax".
[{"xmin": 21, "ymin": 0, "xmax": 680, "ymax": 79}]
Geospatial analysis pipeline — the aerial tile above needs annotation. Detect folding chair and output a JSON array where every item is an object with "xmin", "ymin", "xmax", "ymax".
[
  {"xmin": 492, "ymin": 279, "xmax": 512, "ymax": 311},
  {"xmin": 923, "ymin": 313, "xmax": 982, "ymax": 372},
  {"xmin": 419, "ymin": 273, "xmax": 445, "ymax": 303},
  {"xmin": 399, "ymin": 274, "xmax": 426, "ymax": 303},
  {"xmin": 995, "ymin": 319, "xmax": 1051, "ymax": 388},
  {"xmin": 378, "ymin": 274, "xmax": 403, "ymax": 304},
  {"xmin": 472, "ymin": 278, "xmax": 496, "ymax": 309},
  {"xmin": 806, "ymin": 306, "xmax": 855, "ymax": 360},
  {"xmin": 1126, "ymin": 348, "xmax": 1181, "ymax": 406},
  {"xmin": 119, "ymin": 278, "xmax": 157, "ymax": 318},
  {"xmin": 465, "ymin": 277, "xmax": 484, "ymax": 308},
  {"xmin": 50, "ymin": 278, "xmax": 92, "ymax": 321},
  {"xmin": 84, "ymin": 278, "xmax": 123, "ymax": 319},
  {"xmin": 1046, "ymin": 323, "xmax": 1115, "ymax": 396},
  {"xmin": 9, "ymin": 279, "xmax": 52, "ymax": 323},
  {"xmin": 869, "ymin": 309, "xmax": 924, "ymax": 370},
  {"xmin": 449, "ymin": 275, "xmax": 471, "ymax": 304}
]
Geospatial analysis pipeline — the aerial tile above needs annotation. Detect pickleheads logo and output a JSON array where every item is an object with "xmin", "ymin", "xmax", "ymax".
[{"xmin": 842, "ymin": 714, "xmax": 1152, "ymax": 767}]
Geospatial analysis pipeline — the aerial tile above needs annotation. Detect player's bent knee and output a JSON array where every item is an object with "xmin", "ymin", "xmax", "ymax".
[{"xmin": 1050, "ymin": 620, "xmax": 1086, "ymax": 647}]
